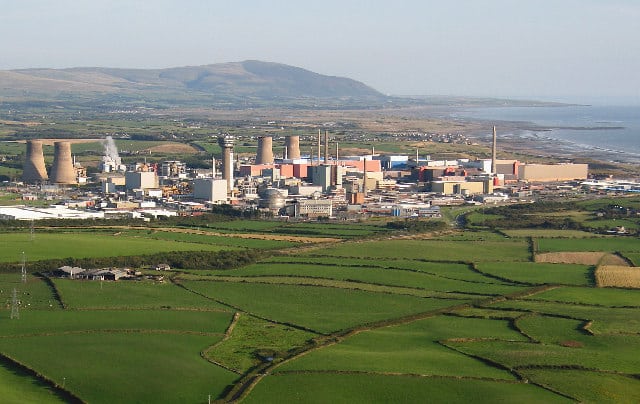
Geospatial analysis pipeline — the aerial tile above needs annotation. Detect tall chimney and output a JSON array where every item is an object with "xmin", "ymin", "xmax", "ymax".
[
  {"xmin": 317, "ymin": 129, "xmax": 321, "ymax": 165},
  {"xmin": 256, "ymin": 136, "xmax": 274, "ymax": 164},
  {"xmin": 491, "ymin": 125, "xmax": 497, "ymax": 175},
  {"xmin": 285, "ymin": 135, "xmax": 300, "ymax": 159},
  {"xmin": 22, "ymin": 140, "xmax": 48, "ymax": 183},
  {"xmin": 363, "ymin": 156, "xmax": 368, "ymax": 197},
  {"xmin": 336, "ymin": 142, "xmax": 339, "ymax": 162},
  {"xmin": 324, "ymin": 130, "xmax": 329, "ymax": 164},
  {"xmin": 50, "ymin": 141, "xmax": 76, "ymax": 184},
  {"xmin": 218, "ymin": 135, "xmax": 235, "ymax": 193}
]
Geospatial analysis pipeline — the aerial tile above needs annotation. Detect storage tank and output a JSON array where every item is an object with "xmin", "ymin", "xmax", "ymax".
[
  {"xmin": 22, "ymin": 140, "xmax": 48, "ymax": 182},
  {"xmin": 49, "ymin": 141, "xmax": 77, "ymax": 184}
]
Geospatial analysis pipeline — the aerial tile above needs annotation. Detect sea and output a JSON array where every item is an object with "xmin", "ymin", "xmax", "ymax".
[{"xmin": 448, "ymin": 104, "xmax": 640, "ymax": 163}]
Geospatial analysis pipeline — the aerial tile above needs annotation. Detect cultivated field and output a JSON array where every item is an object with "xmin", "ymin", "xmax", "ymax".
[{"xmin": 0, "ymin": 219, "xmax": 638, "ymax": 403}]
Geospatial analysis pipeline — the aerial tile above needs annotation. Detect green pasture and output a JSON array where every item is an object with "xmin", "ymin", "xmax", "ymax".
[
  {"xmin": 313, "ymin": 239, "xmax": 531, "ymax": 262},
  {"xmin": 122, "ymin": 229, "xmax": 296, "ymax": 249},
  {"xmin": 489, "ymin": 300, "xmax": 640, "ymax": 335},
  {"xmin": 53, "ymin": 278, "xmax": 230, "ymax": 310},
  {"xmin": 524, "ymin": 286, "xmax": 640, "ymax": 307},
  {"xmin": 197, "ymin": 262, "xmax": 522, "ymax": 296},
  {"xmin": 475, "ymin": 262, "xmax": 593, "ymax": 286},
  {"xmin": 536, "ymin": 237, "xmax": 640, "ymax": 253},
  {"xmin": 0, "ymin": 333, "xmax": 237, "ymax": 403},
  {"xmin": 0, "ymin": 362, "xmax": 66, "ymax": 404},
  {"xmin": 447, "ymin": 333, "xmax": 640, "ymax": 374},
  {"xmin": 515, "ymin": 314, "xmax": 589, "ymax": 344},
  {"xmin": 205, "ymin": 314, "xmax": 316, "ymax": 373},
  {"xmin": 0, "ymin": 231, "xmax": 229, "ymax": 263},
  {"xmin": 625, "ymin": 252, "xmax": 640, "ymax": 266},
  {"xmin": 261, "ymin": 257, "xmax": 495, "ymax": 283},
  {"xmin": 245, "ymin": 373, "xmax": 571, "ymax": 404},
  {"xmin": 520, "ymin": 369, "xmax": 640, "ymax": 403},
  {"xmin": 180, "ymin": 280, "xmax": 461, "ymax": 334},
  {"xmin": 578, "ymin": 196, "xmax": 640, "ymax": 211},
  {"xmin": 583, "ymin": 217, "xmax": 640, "ymax": 230},
  {"xmin": 501, "ymin": 229, "xmax": 600, "ymax": 238},
  {"xmin": 0, "ymin": 309, "xmax": 231, "ymax": 337},
  {"xmin": 0, "ymin": 274, "xmax": 58, "ymax": 309},
  {"xmin": 453, "ymin": 307, "xmax": 527, "ymax": 320},
  {"xmin": 278, "ymin": 315, "xmax": 526, "ymax": 379}
]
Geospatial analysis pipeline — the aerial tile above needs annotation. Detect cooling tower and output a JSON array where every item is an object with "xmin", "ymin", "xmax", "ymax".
[
  {"xmin": 22, "ymin": 140, "xmax": 48, "ymax": 183},
  {"xmin": 256, "ymin": 136, "xmax": 274, "ymax": 164},
  {"xmin": 49, "ymin": 141, "xmax": 77, "ymax": 184},
  {"xmin": 285, "ymin": 135, "xmax": 301, "ymax": 160}
]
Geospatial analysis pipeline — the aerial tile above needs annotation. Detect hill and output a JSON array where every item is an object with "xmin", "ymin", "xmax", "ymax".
[{"xmin": 0, "ymin": 60, "xmax": 388, "ymax": 108}]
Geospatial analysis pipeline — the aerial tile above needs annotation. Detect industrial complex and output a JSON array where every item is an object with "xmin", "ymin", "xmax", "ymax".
[{"xmin": 0, "ymin": 128, "xmax": 603, "ymax": 221}]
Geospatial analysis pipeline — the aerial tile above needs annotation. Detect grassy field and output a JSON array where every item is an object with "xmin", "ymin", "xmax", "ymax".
[
  {"xmin": 475, "ymin": 262, "xmax": 593, "ymax": 286},
  {"xmin": 0, "ymin": 218, "xmax": 638, "ymax": 402},
  {"xmin": 244, "ymin": 373, "xmax": 571, "ymax": 404},
  {"xmin": 0, "ymin": 231, "xmax": 231, "ymax": 263}
]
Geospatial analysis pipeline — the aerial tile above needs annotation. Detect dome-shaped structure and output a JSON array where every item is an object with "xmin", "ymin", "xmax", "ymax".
[{"xmin": 258, "ymin": 188, "xmax": 285, "ymax": 209}]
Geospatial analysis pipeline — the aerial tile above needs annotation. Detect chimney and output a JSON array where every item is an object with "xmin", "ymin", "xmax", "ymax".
[
  {"xmin": 218, "ymin": 135, "xmax": 235, "ymax": 193},
  {"xmin": 491, "ymin": 126, "xmax": 497, "ymax": 175},
  {"xmin": 22, "ymin": 140, "xmax": 48, "ymax": 183},
  {"xmin": 324, "ymin": 130, "xmax": 329, "ymax": 164},
  {"xmin": 50, "ymin": 141, "xmax": 77, "ymax": 184},
  {"xmin": 256, "ymin": 136, "xmax": 274, "ymax": 164},
  {"xmin": 317, "ymin": 129, "xmax": 321, "ymax": 165},
  {"xmin": 285, "ymin": 135, "xmax": 301, "ymax": 159}
]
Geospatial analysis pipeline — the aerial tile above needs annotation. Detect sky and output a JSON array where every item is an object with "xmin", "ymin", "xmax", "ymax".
[{"xmin": 1, "ymin": 0, "xmax": 639, "ymax": 103}]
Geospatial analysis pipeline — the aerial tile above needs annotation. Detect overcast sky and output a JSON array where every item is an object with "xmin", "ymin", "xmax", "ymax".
[{"xmin": 1, "ymin": 0, "xmax": 639, "ymax": 102}]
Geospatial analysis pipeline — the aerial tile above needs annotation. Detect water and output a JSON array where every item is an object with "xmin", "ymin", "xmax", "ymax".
[{"xmin": 451, "ymin": 105, "xmax": 640, "ymax": 162}]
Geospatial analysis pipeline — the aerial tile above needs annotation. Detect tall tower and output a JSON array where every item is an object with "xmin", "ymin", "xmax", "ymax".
[
  {"xmin": 491, "ymin": 126, "xmax": 497, "ymax": 175},
  {"xmin": 22, "ymin": 140, "xmax": 48, "ymax": 183},
  {"xmin": 255, "ymin": 136, "xmax": 274, "ymax": 164},
  {"xmin": 285, "ymin": 136, "xmax": 301, "ymax": 160},
  {"xmin": 324, "ymin": 131, "xmax": 329, "ymax": 164},
  {"xmin": 50, "ymin": 141, "xmax": 77, "ymax": 184},
  {"xmin": 218, "ymin": 135, "xmax": 235, "ymax": 193}
]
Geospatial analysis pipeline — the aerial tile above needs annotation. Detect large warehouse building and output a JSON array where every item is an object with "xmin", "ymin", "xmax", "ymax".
[{"xmin": 518, "ymin": 163, "xmax": 588, "ymax": 182}]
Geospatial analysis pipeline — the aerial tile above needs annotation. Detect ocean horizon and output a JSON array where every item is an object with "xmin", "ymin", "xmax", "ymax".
[{"xmin": 451, "ymin": 104, "xmax": 640, "ymax": 163}]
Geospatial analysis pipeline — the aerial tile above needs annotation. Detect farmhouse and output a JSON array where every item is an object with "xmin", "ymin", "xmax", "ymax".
[{"xmin": 55, "ymin": 266, "xmax": 129, "ymax": 281}]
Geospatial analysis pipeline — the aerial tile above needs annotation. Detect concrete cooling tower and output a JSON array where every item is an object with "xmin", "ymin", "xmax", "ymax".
[
  {"xmin": 285, "ymin": 135, "xmax": 301, "ymax": 160},
  {"xmin": 49, "ymin": 141, "xmax": 77, "ymax": 184},
  {"xmin": 256, "ymin": 136, "xmax": 274, "ymax": 164},
  {"xmin": 22, "ymin": 140, "xmax": 48, "ymax": 183}
]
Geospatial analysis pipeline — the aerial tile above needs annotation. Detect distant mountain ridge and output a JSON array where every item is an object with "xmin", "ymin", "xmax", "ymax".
[{"xmin": 0, "ymin": 60, "xmax": 387, "ymax": 108}]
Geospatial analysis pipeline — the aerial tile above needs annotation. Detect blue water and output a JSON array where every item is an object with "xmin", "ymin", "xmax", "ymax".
[{"xmin": 451, "ymin": 105, "xmax": 640, "ymax": 160}]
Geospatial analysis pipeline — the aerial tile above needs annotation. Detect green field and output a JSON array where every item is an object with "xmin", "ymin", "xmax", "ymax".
[
  {"xmin": 0, "ymin": 217, "xmax": 638, "ymax": 402},
  {"xmin": 0, "ymin": 231, "xmax": 231, "ymax": 263}
]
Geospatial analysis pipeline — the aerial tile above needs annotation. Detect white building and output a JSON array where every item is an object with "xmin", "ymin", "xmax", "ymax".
[{"xmin": 193, "ymin": 178, "xmax": 228, "ymax": 203}]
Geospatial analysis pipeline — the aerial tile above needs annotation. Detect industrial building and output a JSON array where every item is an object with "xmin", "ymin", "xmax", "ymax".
[
  {"xmin": 518, "ymin": 163, "xmax": 588, "ymax": 182},
  {"xmin": 193, "ymin": 178, "xmax": 228, "ymax": 203}
]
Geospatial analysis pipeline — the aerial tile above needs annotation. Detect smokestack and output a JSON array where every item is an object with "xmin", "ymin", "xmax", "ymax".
[
  {"xmin": 324, "ymin": 130, "xmax": 329, "ymax": 164},
  {"xmin": 218, "ymin": 135, "xmax": 235, "ymax": 193},
  {"xmin": 363, "ymin": 157, "xmax": 368, "ymax": 197},
  {"xmin": 22, "ymin": 140, "xmax": 48, "ymax": 183},
  {"xmin": 256, "ymin": 136, "xmax": 274, "ymax": 164},
  {"xmin": 317, "ymin": 129, "xmax": 321, "ymax": 165},
  {"xmin": 211, "ymin": 156, "xmax": 216, "ymax": 178},
  {"xmin": 50, "ymin": 141, "xmax": 76, "ymax": 184},
  {"xmin": 491, "ymin": 126, "xmax": 497, "ymax": 175},
  {"xmin": 285, "ymin": 135, "xmax": 301, "ymax": 160},
  {"xmin": 336, "ymin": 142, "xmax": 339, "ymax": 162}
]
